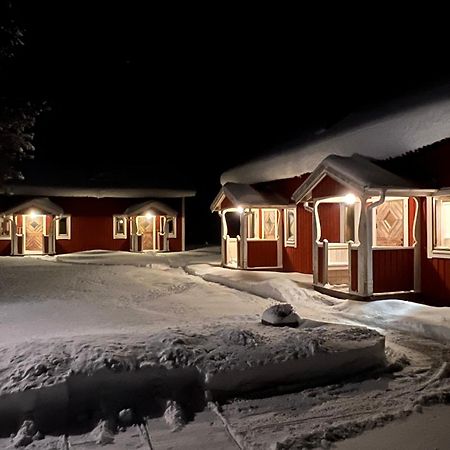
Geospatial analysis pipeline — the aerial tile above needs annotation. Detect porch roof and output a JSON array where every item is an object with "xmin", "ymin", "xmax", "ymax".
[
  {"xmin": 292, "ymin": 154, "xmax": 437, "ymax": 202},
  {"xmin": 1, "ymin": 197, "xmax": 64, "ymax": 216},
  {"xmin": 210, "ymin": 182, "xmax": 291, "ymax": 211},
  {"xmin": 124, "ymin": 200, "xmax": 178, "ymax": 217}
]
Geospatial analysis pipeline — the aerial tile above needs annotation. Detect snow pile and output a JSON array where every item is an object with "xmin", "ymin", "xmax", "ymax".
[
  {"xmin": 187, "ymin": 264, "xmax": 450, "ymax": 342},
  {"xmin": 332, "ymin": 299, "xmax": 450, "ymax": 342},
  {"xmin": 261, "ymin": 304, "xmax": 300, "ymax": 327}
]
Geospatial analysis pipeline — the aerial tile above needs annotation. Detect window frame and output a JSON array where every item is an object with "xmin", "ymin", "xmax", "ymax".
[
  {"xmin": 113, "ymin": 215, "xmax": 128, "ymax": 239},
  {"xmin": 284, "ymin": 207, "xmax": 297, "ymax": 248},
  {"xmin": 428, "ymin": 196, "xmax": 450, "ymax": 258},
  {"xmin": 0, "ymin": 216, "xmax": 12, "ymax": 240},
  {"xmin": 261, "ymin": 208, "xmax": 279, "ymax": 241},
  {"xmin": 56, "ymin": 215, "xmax": 71, "ymax": 240},
  {"xmin": 246, "ymin": 209, "xmax": 260, "ymax": 240},
  {"xmin": 372, "ymin": 197, "xmax": 409, "ymax": 248}
]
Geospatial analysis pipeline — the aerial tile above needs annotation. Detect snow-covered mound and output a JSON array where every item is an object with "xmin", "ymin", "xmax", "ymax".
[{"xmin": 221, "ymin": 86, "xmax": 450, "ymax": 184}]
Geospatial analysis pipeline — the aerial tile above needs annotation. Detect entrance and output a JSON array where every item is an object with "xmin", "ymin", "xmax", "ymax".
[
  {"xmin": 136, "ymin": 216, "xmax": 155, "ymax": 251},
  {"xmin": 23, "ymin": 215, "xmax": 45, "ymax": 254}
]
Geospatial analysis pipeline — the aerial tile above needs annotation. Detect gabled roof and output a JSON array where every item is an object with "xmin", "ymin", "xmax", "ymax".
[
  {"xmin": 211, "ymin": 182, "xmax": 291, "ymax": 211},
  {"xmin": 124, "ymin": 200, "xmax": 178, "ymax": 217},
  {"xmin": 1, "ymin": 198, "xmax": 64, "ymax": 216},
  {"xmin": 292, "ymin": 154, "xmax": 436, "ymax": 202},
  {"xmin": 1, "ymin": 185, "xmax": 195, "ymax": 199},
  {"xmin": 221, "ymin": 85, "xmax": 450, "ymax": 185}
]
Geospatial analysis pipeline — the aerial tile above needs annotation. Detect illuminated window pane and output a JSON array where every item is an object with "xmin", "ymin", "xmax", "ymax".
[{"xmin": 262, "ymin": 209, "xmax": 278, "ymax": 240}]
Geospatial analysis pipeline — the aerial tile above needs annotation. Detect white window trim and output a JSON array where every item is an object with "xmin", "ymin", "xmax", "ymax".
[
  {"xmin": 372, "ymin": 197, "xmax": 409, "ymax": 248},
  {"xmin": 247, "ymin": 209, "xmax": 260, "ymax": 240},
  {"xmin": 427, "ymin": 196, "xmax": 450, "ymax": 259},
  {"xmin": 261, "ymin": 208, "xmax": 279, "ymax": 240},
  {"xmin": 0, "ymin": 216, "xmax": 12, "ymax": 240},
  {"xmin": 284, "ymin": 208, "xmax": 297, "ymax": 248},
  {"xmin": 56, "ymin": 215, "xmax": 71, "ymax": 240},
  {"xmin": 113, "ymin": 215, "xmax": 128, "ymax": 239},
  {"xmin": 167, "ymin": 216, "xmax": 177, "ymax": 238}
]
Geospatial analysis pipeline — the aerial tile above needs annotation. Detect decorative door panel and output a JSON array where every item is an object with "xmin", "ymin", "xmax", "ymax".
[
  {"xmin": 137, "ymin": 217, "xmax": 154, "ymax": 250},
  {"xmin": 24, "ymin": 216, "xmax": 44, "ymax": 253},
  {"xmin": 375, "ymin": 200, "xmax": 405, "ymax": 247}
]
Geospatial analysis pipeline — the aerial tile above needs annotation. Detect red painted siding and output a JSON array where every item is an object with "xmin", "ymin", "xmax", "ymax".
[
  {"xmin": 247, "ymin": 240, "xmax": 278, "ymax": 268},
  {"xmin": 0, "ymin": 241, "xmax": 11, "ymax": 256},
  {"xmin": 312, "ymin": 176, "xmax": 353, "ymax": 199},
  {"xmin": 420, "ymin": 198, "xmax": 450, "ymax": 306},
  {"xmin": 373, "ymin": 248, "xmax": 414, "ymax": 293},
  {"xmin": 283, "ymin": 204, "xmax": 313, "ymax": 274},
  {"xmin": 318, "ymin": 203, "xmax": 340, "ymax": 242}
]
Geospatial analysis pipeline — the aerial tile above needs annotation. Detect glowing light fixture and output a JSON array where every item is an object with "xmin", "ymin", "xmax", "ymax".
[
  {"xmin": 29, "ymin": 209, "xmax": 38, "ymax": 218},
  {"xmin": 236, "ymin": 206, "xmax": 244, "ymax": 214},
  {"xmin": 145, "ymin": 211, "xmax": 154, "ymax": 219},
  {"xmin": 344, "ymin": 194, "xmax": 356, "ymax": 205}
]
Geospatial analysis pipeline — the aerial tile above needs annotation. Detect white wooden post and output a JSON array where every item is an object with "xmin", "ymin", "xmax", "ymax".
[
  {"xmin": 312, "ymin": 201, "xmax": 321, "ymax": 284},
  {"xmin": 241, "ymin": 210, "xmax": 248, "ymax": 269},
  {"xmin": 323, "ymin": 239, "xmax": 329, "ymax": 285},
  {"xmin": 181, "ymin": 197, "xmax": 186, "ymax": 251},
  {"xmin": 220, "ymin": 211, "xmax": 226, "ymax": 266},
  {"xmin": 413, "ymin": 197, "xmax": 421, "ymax": 292},
  {"xmin": 10, "ymin": 217, "xmax": 17, "ymax": 256},
  {"xmin": 358, "ymin": 196, "xmax": 374, "ymax": 297},
  {"xmin": 348, "ymin": 240, "xmax": 354, "ymax": 293}
]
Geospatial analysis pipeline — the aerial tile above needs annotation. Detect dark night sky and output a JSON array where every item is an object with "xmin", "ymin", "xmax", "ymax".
[{"xmin": 4, "ymin": 4, "xmax": 450, "ymax": 244}]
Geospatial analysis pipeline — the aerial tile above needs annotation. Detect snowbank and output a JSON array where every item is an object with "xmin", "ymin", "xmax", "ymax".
[
  {"xmin": 0, "ymin": 323, "xmax": 385, "ymax": 436},
  {"xmin": 187, "ymin": 264, "xmax": 450, "ymax": 342}
]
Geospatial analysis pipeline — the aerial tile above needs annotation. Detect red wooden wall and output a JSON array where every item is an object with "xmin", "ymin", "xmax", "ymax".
[
  {"xmin": 317, "ymin": 203, "xmax": 341, "ymax": 242},
  {"xmin": 420, "ymin": 198, "xmax": 450, "ymax": 306},
  {"xmin": 0, "ymin": 241, "xmax": 11, "ymax": 256},
  {"xmin": 312, "ymin": 176, "xmax": 353, "ymax": 199},
  {"xmin": 282, "ymin": 204, "xmax": 313, "ymax": 274},
  {"xmin": 247, "ymin": 240, "xmax": 278, "ymax": 268},
  {"xmin": 373, "ymin": 248, "xmax": 414, "ymax": 293}
]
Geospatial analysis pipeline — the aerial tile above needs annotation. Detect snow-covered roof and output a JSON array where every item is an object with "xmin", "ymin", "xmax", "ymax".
[
  {"xmin": 293, "ymin": 154, "xmax": 436, "ymax": 202},
  {"xmin": 124, "ymin": 200, "xmax": 178, "ymax": 217},
  {"xmin": 1, "ymin": 198, "xmax": 64, "ymax": 216},
  {"xmin": 1, "ymin": 185, "xmax": 196, "ymax": 199},
  {"xmin": 221, "ymin": 86, "xmax": 450, "ymax": 185},
  {"xmin": 211, "ymin": 182, "xmax": 290, "ymax": 211}
]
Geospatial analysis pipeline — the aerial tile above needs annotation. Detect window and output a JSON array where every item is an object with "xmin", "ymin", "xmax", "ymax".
[
  {"xmin": 431, "ymin": 197, "xmax": 450, "ymax": 253},
  {"xmin": 247, "ymin": 209, "xmax": 260, "ymax": 239},
  {"xmin": 56, "ymin": 215, "xmax": 71, "ymax": 240},
  {"xmin": 0, "ymin": 216, "xmax": 11, "ymax": 240},
  {"xmin": 373, "ymin": 199, "xmax": 408, "ymax": 247},
  {"xmin": 262, "ymin": 209, "xmax": 279, "ymax": 240},
  {"xmin": 113, "ymin": 215, "xmax": 127, "ymax": 239},
  {"xmin": 167, "ymin": 217, "xmax": 176, "ymax": 238},
  {"xmin": 284, "ymin": 208, "xmax": 296, "ymax": 247}
]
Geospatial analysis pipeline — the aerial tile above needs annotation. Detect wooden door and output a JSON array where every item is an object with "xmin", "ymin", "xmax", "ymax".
[
  {"xmin": 375, "ymin": 199, "xmax": 406, "ymax": 247},
  {"xmin": 24, "ymin": 215, "xmax": 45, "ymax": 254},
  {"xmin": 137, "ymin": 216, "xmax": 155, "ymax": 250}
]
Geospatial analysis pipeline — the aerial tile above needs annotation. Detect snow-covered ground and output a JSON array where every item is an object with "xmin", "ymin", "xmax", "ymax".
[{"xmin": 1, "ymin": 250, "xmax": 450, "ymax": 449}]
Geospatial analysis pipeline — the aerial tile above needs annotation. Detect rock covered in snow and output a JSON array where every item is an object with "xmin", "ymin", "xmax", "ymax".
[
  {"xmin": 261, "ymin": 304, "xmax": 300, "ymax": 327},
  {"xmin": 11, "ymin": 420, "xmax": 36, "ymax": 447},
  {"xmin": 89, "ymin": 420, "xmax": 115, "ymax": 445},
  {"xmin": 118, "ymin": 408, "xmax": 134, "ymax": 426},
  {"xmin": 163, "ymin": 400, "xmax": 186, "ymax": 431}
]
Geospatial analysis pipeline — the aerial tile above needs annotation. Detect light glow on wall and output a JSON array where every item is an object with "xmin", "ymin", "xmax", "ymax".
[
  {"xmin": 145, "ymin": 211, "xmax": 154, "ymax": 219},
  {"xmin": 236, "ymin": 206, "xmax": 244, "ymax": 214},
  {"xmin": 29, "ymin": 209, "xmax": 38, "ymax": 218},
  {"xmin": 344, "ymin": 194, "xmax": 356, "ymax": 205}
]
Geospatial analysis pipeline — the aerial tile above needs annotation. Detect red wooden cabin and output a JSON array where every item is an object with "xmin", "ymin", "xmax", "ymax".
[
  {"xmin": 0, "ymin": 185, "xmax": 195, "ymax": 256},
  {"xmin": 210, "ymin": 178, "xmax": 313, "ymax": 273}
]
